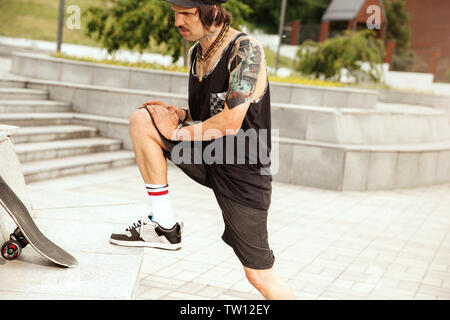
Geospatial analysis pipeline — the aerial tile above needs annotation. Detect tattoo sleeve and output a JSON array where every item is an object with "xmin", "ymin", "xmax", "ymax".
[{"xmin": 226, "ymin": 38, "xmax": 264, "ymax": 109}]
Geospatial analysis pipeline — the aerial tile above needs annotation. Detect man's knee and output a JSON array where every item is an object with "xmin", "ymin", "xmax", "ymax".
[
  {"xmin": 129, "ymin": 108, "xmax": 168, "ymax": 151},
  {"xmin": 129, "ymin": 108, "xmax": 156, "ymax": 137}
]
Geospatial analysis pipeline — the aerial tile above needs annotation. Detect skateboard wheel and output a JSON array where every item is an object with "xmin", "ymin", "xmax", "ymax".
[{"xmin": 1, "ymin": 240, "xmax": 22, "ymax": 261}]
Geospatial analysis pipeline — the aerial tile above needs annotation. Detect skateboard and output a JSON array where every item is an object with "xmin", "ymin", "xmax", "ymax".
[{"xmin": 0, "ymin": 175, "xmax": 78, "ymax": 267}]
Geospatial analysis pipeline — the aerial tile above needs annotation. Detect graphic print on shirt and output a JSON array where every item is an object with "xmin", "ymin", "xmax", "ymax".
[{"xmin": 209, "ymin": 91, "xmax": 227, "ymax": 116}]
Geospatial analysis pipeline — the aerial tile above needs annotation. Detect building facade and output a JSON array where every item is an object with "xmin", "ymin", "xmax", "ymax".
[{"xmin": 404, "ymin": 0, "xmax": 450, "ymax": 82}]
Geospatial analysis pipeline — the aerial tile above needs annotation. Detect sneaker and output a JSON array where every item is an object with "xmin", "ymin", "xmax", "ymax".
[
  {"xmin": 110, "ymin": 215, "xmax": 182, "ymax": 250},
  {"xmin": 148, "ymin": 213, "xmax": 184, "ymax": 231}
]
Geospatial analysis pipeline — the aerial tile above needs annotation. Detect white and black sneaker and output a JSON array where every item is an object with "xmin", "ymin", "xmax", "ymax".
[{"xmin": 110, "ymin": 215, "xmax": 182, "ymax": 250}]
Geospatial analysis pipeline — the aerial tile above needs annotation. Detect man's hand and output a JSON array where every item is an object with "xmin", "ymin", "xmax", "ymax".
[
  {"xmin": 171, "ymin": 106, "xmax": 188, "ymax": 122},
  {"xmin": 147, "ymin": 105, "xmax": 180, "ymax": 140},
  {"xmin": 140, "ymin": 100, "xmax": 169, "ymax": 110},
  {"xmin": 139, "ymin": 100, "xmax": 186, "ymax": 121}
]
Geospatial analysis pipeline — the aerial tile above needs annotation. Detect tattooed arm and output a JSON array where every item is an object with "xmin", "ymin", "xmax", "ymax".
[
  {"xmin": 172, "ymin": 36, "xmax": 267, "ymax": 141},
  {"xmin": 226, "ymin": 36, "xmax": 267, "ymax": 109}
]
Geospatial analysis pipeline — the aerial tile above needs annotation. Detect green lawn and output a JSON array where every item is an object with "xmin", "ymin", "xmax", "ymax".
[{"xmin": 0, "ymin": 0, "xmax": 106, "ymax": 46}]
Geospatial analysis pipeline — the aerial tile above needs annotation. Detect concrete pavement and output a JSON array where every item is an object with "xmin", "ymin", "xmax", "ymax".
[{"xmin": 3, "ymin": 163, "xmax": 447, "ymax": 300}]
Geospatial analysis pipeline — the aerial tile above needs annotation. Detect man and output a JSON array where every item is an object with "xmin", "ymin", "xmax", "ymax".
[{"xmin": 110, "ymin": 0, "xmax": 296, "ymax": 300}]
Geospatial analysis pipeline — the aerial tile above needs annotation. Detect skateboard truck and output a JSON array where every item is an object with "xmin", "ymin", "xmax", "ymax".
[{"xmin": 1, "ymin": 227, "xmax": 29, "ymax": 261}]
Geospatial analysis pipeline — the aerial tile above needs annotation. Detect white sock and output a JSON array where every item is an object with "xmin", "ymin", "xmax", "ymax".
[{"xmin": 146, "ymin": 184, "xmax": 176, "ymax": 229}]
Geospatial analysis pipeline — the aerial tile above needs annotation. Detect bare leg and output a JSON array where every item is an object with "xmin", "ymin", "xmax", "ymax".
[
  {"xmin": 129, "ymin": 108, "xmax": 169, "ymax": 185},
  {"xmin": 244, "ymin": 265, "xmax": 296, "ymax": 300}
]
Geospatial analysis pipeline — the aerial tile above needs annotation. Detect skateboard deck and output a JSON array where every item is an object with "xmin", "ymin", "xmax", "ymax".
[{"xmin": 0, "ymin": 175, "xmax": 78, "ymax": 267}]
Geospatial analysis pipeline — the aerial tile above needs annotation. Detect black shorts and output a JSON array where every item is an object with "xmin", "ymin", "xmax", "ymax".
[{"xmin": 146, "ymin": 109, "xmax": 275, "ymax": 270}]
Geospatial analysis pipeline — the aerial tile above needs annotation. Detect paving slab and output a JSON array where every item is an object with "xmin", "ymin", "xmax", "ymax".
[{"xmin": 1, "ymin": 164, "xmax": 449, "ymax": 300}]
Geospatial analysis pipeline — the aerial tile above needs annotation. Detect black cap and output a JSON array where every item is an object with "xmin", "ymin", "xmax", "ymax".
[{"xmin": 165, "ymin": 0, "xmax": 228, "ymax": 8}]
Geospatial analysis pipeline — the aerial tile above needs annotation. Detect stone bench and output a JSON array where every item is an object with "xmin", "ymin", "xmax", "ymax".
[
  {"xmin": 274, "ymin": 137, "xmax": 450, "ymax": 191},
  {"xmin": 0, "ymin": 124, "xmax": 32, "ymax": 244},
  {"xmin": 272, "ymin": 102, "xmax": 450, "ymax": 144}
]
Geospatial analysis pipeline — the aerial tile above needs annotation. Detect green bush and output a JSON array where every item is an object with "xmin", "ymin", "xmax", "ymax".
[{"xmin": 295, "ymin": 30, "xmax": 385, "ymax": 83}]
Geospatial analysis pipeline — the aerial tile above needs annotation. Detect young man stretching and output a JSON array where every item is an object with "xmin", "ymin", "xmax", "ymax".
[{"xmin": 110, "ymin": 0, "xmax": 296, "ymax": 300}]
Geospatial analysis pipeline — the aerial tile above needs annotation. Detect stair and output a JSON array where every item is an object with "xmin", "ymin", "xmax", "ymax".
[
  {"xmin": 0, "ymin": 112, "xmax": 74, "ymax": 126},
  {"xmin": 0, "ymin": 78, "xmax": 25, "ymax": 88},
  {"xmin": 11, "ymin": 125, "xmax": 98, "ymax": 143},
  {"xmin": 22, "ymin": 151, "xmax": 135, "ymax": 183},
  {"xmin": 14, "ymin": 137, "xmax": 123, "ymax": 162},
  {"xmin": 0, "ymin": 88, "xmax": 48, "ymax": 100},
  {"xmin": 0, "ymin": 100, "xmax": 72, "ymax": 113},
  {"xmin": 0, "ymin": 79, "xmax": 135, "ymax": 183}
]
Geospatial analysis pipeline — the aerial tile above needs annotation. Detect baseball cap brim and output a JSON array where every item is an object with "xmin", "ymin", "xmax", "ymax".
[{"xmin": 164, "ymin": 0, "xmax": 206, "ymax": 8}]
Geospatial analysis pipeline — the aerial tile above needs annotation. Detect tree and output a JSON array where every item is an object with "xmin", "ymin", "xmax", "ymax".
[
  {"xmin": 382, "ymin": 0, "xmax": 414, "ymax": 71},
  {"xmin": 84, "ymin": 0, "xmax": 251, "ymax": 63},
  {"xmin": 240, "ymin": 0, "xmax": 332, "ymax": 34},
  {"xmin": 296, "ymin": 30, "xmax": 385, "ymax": 82}
]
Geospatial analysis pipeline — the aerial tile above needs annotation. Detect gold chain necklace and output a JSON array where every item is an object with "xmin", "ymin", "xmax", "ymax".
[{"xmin": 197, "ymin": 23, "xmax": 230, "ymax": 82}]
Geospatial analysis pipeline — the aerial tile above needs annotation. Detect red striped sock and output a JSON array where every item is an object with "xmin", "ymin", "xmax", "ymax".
[{"xmin": 145, "ymin": 184, "xmax": 176, "ymax": 229}]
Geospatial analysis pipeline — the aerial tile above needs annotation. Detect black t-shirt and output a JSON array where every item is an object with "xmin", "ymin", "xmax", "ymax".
[{"xmin": 188, "ymin": 33, "xmax": 272, "ymax": 210}]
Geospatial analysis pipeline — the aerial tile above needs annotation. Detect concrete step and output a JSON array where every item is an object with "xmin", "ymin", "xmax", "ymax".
[
  {"xmin": 0, "ymin": 88, "xmax": 48, "ymax": 100},
  {"xmin": 0, "ymin": 78, "xmax": 26, "ymax": 88},
  {"xmin": 0, "ymin": 112, "xmax": 74, "ymax": 126},
  {"xmin": 25, "ymin": 79, "xmax": 188, "ymax": 119},
  {"xmin": 15, "ymin": 137, "xmax": 123, "ymax": 162},
  {"xmin": 379, "ymin": 89, "xmax": 450, "ymax": 109},
  {"xmin": 22, "ymin": 150, "xmax": 136, "ymax": 183},
  {"xmin": 0, "ymin": 100, "xmax": 72, "ymax": 113},
  {"xmin": 0, "ymin": 112, "xmax": 132, "ymax": 148},
  {"xmin": 274, "ymin": 136, "xmax": 450, "ymax": 191},
  {"xmin": 11, "ymin": 125, "xmax": 98, "ymax": 143},
  {"xmin": 272, "ymin": 102, "xmax": 450, "ymax": 144}
]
